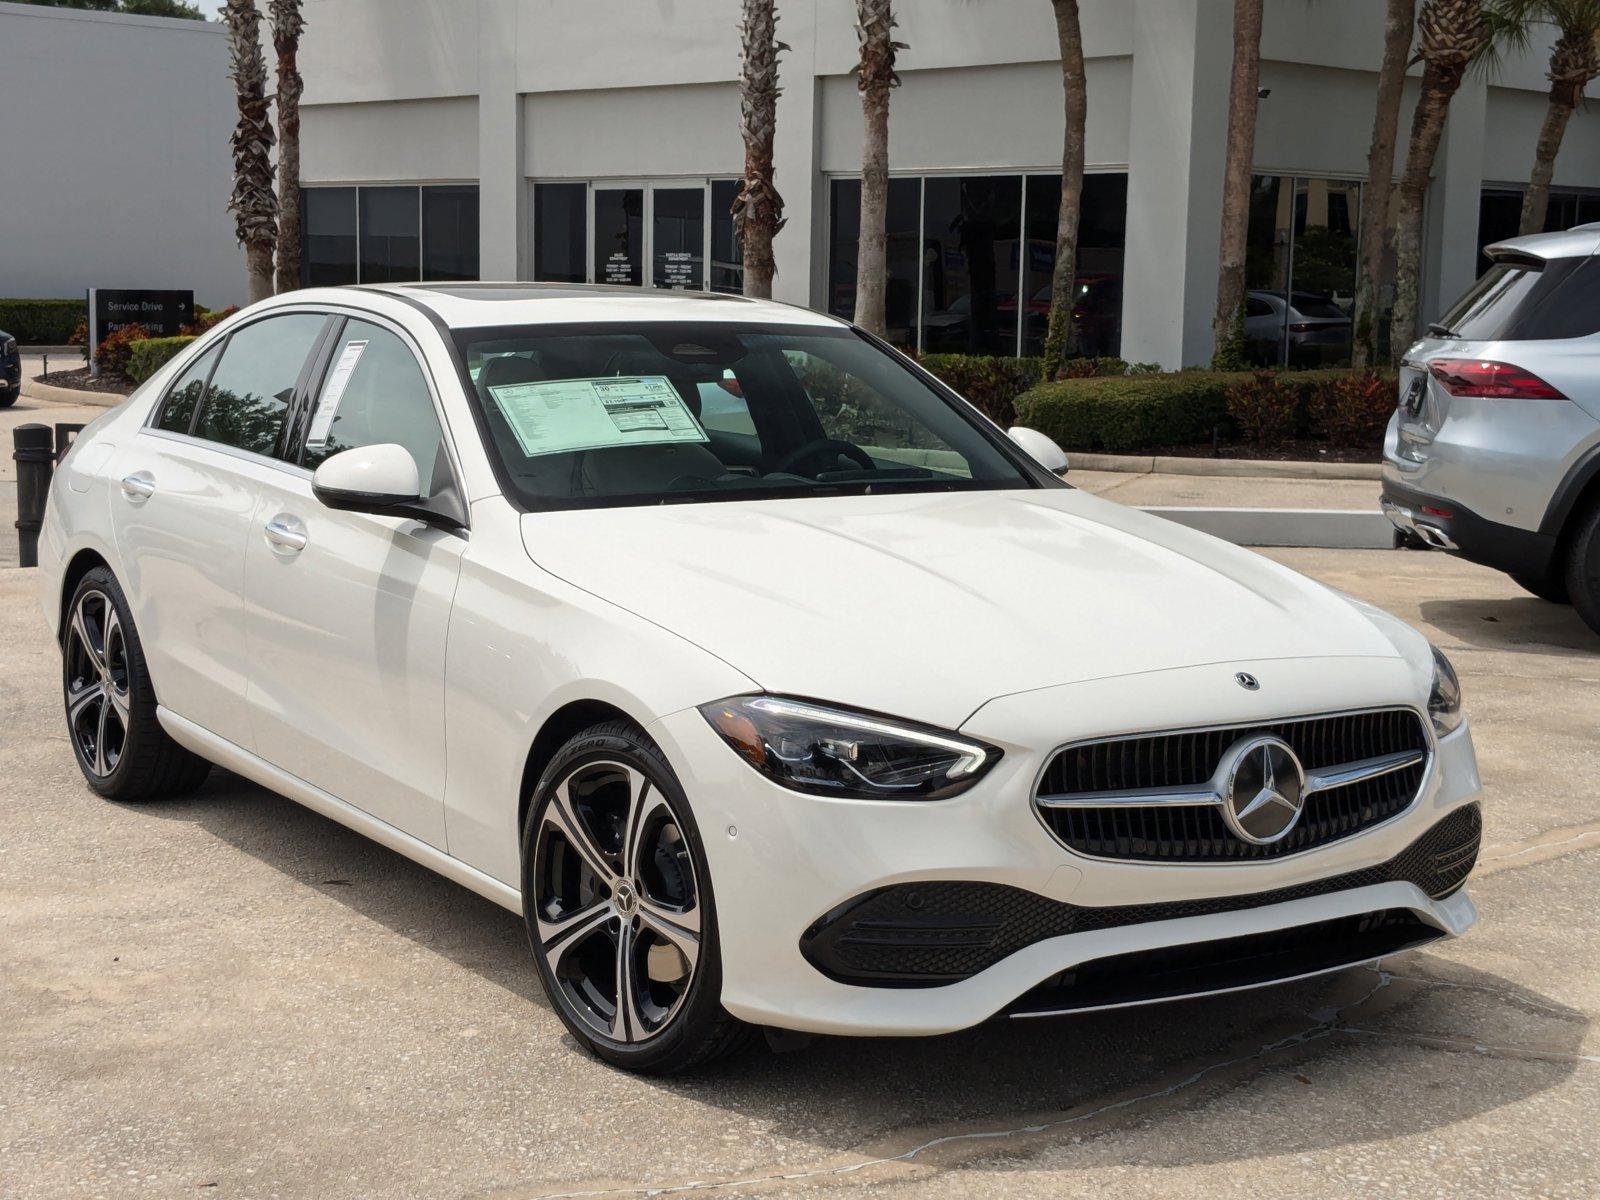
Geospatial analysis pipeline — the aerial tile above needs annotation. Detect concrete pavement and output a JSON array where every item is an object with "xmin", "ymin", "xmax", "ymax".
[
  {"xmin": 0, "ymin": 393, "xmax": 112, "ymax": 568},
  {"xmin": 2, "ymin": 548, "xmax": 1596, "ymax": 1200}
]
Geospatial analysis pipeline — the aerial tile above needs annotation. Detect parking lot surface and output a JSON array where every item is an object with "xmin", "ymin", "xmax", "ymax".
[{"xmin": 2, "ymin": 548, "xmax": 1597, "ymax": 1200}]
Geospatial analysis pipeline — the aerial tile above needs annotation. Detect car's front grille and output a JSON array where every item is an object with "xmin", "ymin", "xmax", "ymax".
[
  {"xmin": 799, "ymin": 803, "xmax": 1479, "ymax": 987},
  {"xmin": 1035, "ymin": 709, "xmax": 1430, "ymax": 862}
]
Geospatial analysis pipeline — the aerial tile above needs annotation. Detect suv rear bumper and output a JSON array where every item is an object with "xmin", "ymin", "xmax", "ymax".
[{"xmin": 1382, "ymin": 479, "xmax": 1557, "ymax": 579}]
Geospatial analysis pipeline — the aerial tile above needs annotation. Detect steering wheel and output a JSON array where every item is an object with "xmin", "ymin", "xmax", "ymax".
[{"xmin": 771, "ymin": 437, "xmax": 876, "ymax": 477}]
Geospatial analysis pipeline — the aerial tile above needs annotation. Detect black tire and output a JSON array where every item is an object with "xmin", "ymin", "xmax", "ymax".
[
  {"xmin": 520, "ymin": 719, "xmax": 755, "ymax": 1074},
  {"xmin": 62, "ymin": 566, "xmax": 211, "ymax": 801},
  {"xmin": 1565, "ymin": 499, "xmax": 1600, "ymax": 638},
  {"xmin": 0, "ymin": 386, "xmax": 18, "ymax": 409},
  {"xmin": 1511, "ymin": 567, "xmax": 1571, "ymax": 605}
]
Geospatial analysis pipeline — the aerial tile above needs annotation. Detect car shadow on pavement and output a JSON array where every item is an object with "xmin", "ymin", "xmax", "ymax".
[
  {"xmin": 132, "ymin": 768, "xmax": 1589, "ymax": 1179},
  {"xmin": 136, "ymin": 766, "xmax": 547, "ymax": 1008},
  {"xmin": 1420, "ymin": 596, "xmax": 1596, "ymax": 654}
]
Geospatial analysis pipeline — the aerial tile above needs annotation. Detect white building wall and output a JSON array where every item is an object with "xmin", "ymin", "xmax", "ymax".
[{"xmin": 0, "ymin": 2, "xmax": 242, "ymax": 306}]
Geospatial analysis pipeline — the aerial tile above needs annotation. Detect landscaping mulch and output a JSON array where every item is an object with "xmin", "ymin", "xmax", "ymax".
[
  {"xmin": 36, "ymin": 369, "xmax": 133, "ymax": 398},
  {"xmin": 1146, "ymin": 438, "xmax": 1382, "ymax": 465}
]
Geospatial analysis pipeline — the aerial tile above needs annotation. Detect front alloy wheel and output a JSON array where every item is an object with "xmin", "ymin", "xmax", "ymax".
[{"xmin": 522, "ymin": 721, "xmax": 751, "ymax": 1073}]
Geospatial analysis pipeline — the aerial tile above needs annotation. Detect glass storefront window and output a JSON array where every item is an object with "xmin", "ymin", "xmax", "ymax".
[
  {"xmin": 651, "ymin": 187, "xmax": 705, "ymax": 290},
  {"xmin": 920, "ymin": 175, "xmax": 1022, "ymax": 356},
  {"xmin": 304, "ymin": 185, "xmax": 479, "ymax": 287},
  {"xmin": 302, "ymin": 187, "xmax": 357, "ymax": 287},
  {"xmin": 534, "ymin": 183, "xmax": 588, "ymax": 282},
  {"xmin": 1021, "ymin": 174, "xmax": 1127, "ymax": 358},
  {"xmin": 594, "ymin": 188, "xmax": 644, "ymax": 286},
  {"xmin": 710, "ymin": 179, "xmax": 742, "ymax": 294},
  {"xmin": 1244, "ymin": 174, "xmax": 1359, "ymax": 367},
  {"xmin": 358, "ymin": 187, "xmax": 421, "ymax": 284},
  {"xmin": 827, "ymin": 177, "xmax": 921, "ymax": 346},
  {"xmin": 421, "ymin": 186, "xmax": 479, "ymax": 282}
]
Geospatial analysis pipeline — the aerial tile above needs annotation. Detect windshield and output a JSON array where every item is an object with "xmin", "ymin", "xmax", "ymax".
[{"xmin": 453, "ymin": 322, "xmax": 1038, "ymax": 510}]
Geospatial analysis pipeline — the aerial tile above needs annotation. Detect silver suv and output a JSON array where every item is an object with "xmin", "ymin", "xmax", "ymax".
[{"xmin": 1383, "ymin": 225, "xmax": 1600, "ymax": 635}]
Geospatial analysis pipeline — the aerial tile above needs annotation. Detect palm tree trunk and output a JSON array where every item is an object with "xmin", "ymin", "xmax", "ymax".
[
  {"xmin": 734, "ymin": 0, "xmax": 786, "ymax": 299},
  {"xmin": 1352, "ymin": 0, "xmax": 1414, "ymax": 370},
  {"xmin": 853, "ymin": 0, "xmax": 902, "ymax": 338},
  {"xmin": 224, "ymin": 0, "xmax": 277, "ymax": 304},
  {"xmin": 1519, "ymin": 26, "xmax": 1595, "ymax": 236},
  {"xmin": 1212, "ymin": 0, "xmax": 1265, "ymax": 368},
  {"xmin": 1390, "ymin": 56, "xmax": 1467, "ymax": 362},
  {"xmin": 1520, "ymin": 93, "xmax": 1576, "ymax": 234},
  {"xmin": 270, "ymin": 0, "xmax": 305, "ymax": 294},
  {"xmin": 1042, "ymin": 0, "xmax": 1087, "ymax": 380}
]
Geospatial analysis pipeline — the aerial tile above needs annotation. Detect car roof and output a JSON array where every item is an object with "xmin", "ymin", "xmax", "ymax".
[
  {"xmin": 1483, "ymin": 224, "xmax": 1600, "ymax": 263},
  {"xmin": 337, "ymin": 282, "xmax": 849, "ymax": 332}
]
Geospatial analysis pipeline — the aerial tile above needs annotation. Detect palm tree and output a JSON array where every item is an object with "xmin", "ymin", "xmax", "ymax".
[
  {"xmin": 853, "ymin": 0, "xmax": 905, "ymax": 338},
  {"xmin": 270, "ymin": 0, "xmax": 305, "ymax": 294},
  {"xmin": 733, "ymin": 0, "xmax": 788, "ymax": 299},
  {"xmin": 1352, "ymin": 0, "xmax": 1416, "ymax": 370},
  {"xmin": 1211, "ymin": 0, "xmax": 1265, "ymax": 369},
  {"xmin": 1390, "ymin": 0, "xmax": 1526, "ymax": 361},
  {"xmin": 1519, "ymin": 0, "xmax": 1600, "ymax": 233},
  {"xmin": 1041, "ymin": 0, "xmax": 1087, "ymax": 380},
  {"xmin": 224, "ymin": 0, "xmax": 277, "ymax": 303}
]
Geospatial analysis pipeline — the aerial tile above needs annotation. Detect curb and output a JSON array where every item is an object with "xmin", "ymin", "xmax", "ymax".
[
  {"xmin": 1143, "ymin": 507, "xmax": 1395, "ymax": 550},
  {"xmin": 1072, "ymin": 451, "xmax": 1381, "ymax": 480},
  {"xmin": 21, "ymin": 377, "xmax": 125, "ymax": 409}
]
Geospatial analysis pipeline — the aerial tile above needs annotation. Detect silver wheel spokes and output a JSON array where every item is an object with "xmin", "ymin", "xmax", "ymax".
[
  {"xmin": 535, "ymin": 761, "xmax": 702, "ymax": 1044},
  {"xmin": 64, "ymin": 590, "xmax": 129, "ymax": 779}
]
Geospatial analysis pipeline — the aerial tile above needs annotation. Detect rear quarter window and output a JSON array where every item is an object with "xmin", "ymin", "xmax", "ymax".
[{"xmin": 1441, "ymin": 255, "xmax": 1600, "ymax": 341}]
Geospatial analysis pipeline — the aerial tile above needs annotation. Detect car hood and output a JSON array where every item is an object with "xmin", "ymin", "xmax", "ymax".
[{"xmin": 520, "ymin": 488, "xmax": 1402, "ymax": 729}]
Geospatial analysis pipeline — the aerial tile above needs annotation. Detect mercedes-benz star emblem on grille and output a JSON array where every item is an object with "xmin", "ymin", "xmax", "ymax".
[
  {"xmin": 1235, "ymin": 671, "xmax": 1260, "ymax": 691},
  {"xmin": 1219, "ymin": 735, "xmax": 1306, "ymax": 845}
]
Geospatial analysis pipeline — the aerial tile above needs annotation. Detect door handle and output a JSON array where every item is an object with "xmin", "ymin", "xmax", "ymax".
[
  {"xmin": 120, "ymin": 472, "xmax": 155, "ymax": 500},
  {"xmin": 263, "ymin": 516, "xmax": 308, "ymax": 553}
]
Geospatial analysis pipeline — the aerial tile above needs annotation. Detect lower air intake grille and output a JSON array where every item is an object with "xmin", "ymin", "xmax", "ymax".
[
  {"xmin": 799, "ymin": 803, "xmax": 1479, "ymax": 987},
  {"xmin": 1036, "ymin": 709, "xmax": 1430, "ymax": 862}
]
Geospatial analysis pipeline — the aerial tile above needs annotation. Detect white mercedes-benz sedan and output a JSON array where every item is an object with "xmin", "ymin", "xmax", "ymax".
[{"xmin": 39, "ymin": 284, "xmax": 1482, "ymax": 1073}]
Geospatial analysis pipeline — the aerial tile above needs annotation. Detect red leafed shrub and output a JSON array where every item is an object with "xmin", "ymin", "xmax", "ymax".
[
  {"xmin": 1225, "ymin": 369, "xmax": 1298, "ymax": 448},
  {"xmin": 95, "ymin": 324, "xmax": 152, "ymax": 378},
  {"xmin": 1313, "ymin": 370, "xmax": 1396, "ymax": 448}
]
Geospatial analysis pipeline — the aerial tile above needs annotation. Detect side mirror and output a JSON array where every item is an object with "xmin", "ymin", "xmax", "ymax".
[
  {"xmin": 1007, "ymin": 426, "xmax": 1070, "ymax": 476},
  {"xmin": 311, "ymin": 443, "xmax": 433, "ymax": 521}
]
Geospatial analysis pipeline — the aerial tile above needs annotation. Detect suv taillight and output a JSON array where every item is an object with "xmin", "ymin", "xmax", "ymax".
[{"xmin": 1427, "ymin": 358, "xmax": 1566, "ymax": 399}]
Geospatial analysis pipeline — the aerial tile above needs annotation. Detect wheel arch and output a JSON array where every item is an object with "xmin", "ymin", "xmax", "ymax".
[
  {"xmin": 516, "ymin": 698, "xmax": 641, "ymax": 845},
  {"xmin": 1541, "ymin": 441, "xmax": 1600, "ymax": 545},
  {"xmin": 57, "ymin": 547, "xmax": 112, "ymax": 645}
]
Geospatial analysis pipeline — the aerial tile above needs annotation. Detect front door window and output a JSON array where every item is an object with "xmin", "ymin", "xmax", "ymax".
[{"xmin": 535, "ymin": 180, "xmax": 738, "ymax": 291}]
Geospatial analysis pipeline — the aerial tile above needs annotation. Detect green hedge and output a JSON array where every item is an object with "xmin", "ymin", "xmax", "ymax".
[
  {"xmin": 1014, "ymin": 368, "xmax": 1376, "ymax": 453},
  {"xmin": 0, "ymin": 299, "xmax": 87, "ymax": 345},
  {"xmin": 127, "ymin": 336, "xmax": 197, "ymax": 385},
  {"xmin": 918, "ymin": 355, "xmax": 1046, "ymax": 426}
]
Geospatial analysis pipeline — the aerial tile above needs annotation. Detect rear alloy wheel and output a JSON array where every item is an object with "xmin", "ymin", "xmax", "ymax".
[
  {"xmin": 1510, "ymin": 568, "xmax": 1570, "ymax": 605},
  {"xmin": 1567, "ymin": 500, "xmax": 1600, "ymax": 638},
  {"xmin": 522, "ymin": 721, "xmax": 752, "ymax": 1073},
  {"xmin": 63, "ymin": 567, "xmax": 211, "ymax": 801}
]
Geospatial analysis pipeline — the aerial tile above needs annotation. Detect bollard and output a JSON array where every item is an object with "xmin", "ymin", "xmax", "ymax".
[{"xmin": 13, "ymin": 423, "xmax": 54, "ymax": 569}]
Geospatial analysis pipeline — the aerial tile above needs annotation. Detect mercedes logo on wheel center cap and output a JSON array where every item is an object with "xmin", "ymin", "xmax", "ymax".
[
  {"xmin": 1219, "ymin": 735, "xmax": 1306, "ymax": 845},
  {"xmin": 613, "ymin": 880, "xmax": 639, "ymax": 917}
]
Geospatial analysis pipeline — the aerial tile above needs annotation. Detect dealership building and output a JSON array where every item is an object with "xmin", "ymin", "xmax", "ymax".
[{"xmin": 6, "ymin": 0, "xmax": 1595, "ymax": 367}]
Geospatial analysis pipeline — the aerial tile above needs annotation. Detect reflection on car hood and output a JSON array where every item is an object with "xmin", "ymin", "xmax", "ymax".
[{"xmin": 519, "ymin": 488, "xmax": 1399, "ymax": 728}]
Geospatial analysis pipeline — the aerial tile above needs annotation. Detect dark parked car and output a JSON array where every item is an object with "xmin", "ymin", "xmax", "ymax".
[{"xmin": 1, "ymin": 329, "xmax": 20, "ymax": 407}]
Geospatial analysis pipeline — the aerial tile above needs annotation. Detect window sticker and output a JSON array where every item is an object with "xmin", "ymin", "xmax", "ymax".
[
  {"xmin": 486, "ymin": 375, "xmax": 708, "ymax": 458},
  {"xmin": 306, "ymin": 339, "xmax": 368, "ymax": 448}
]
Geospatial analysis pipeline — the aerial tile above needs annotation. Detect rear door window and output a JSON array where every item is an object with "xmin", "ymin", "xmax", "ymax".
[
  {"xmin": 1438, "ymin": 256, "xmax": 1600, "ymax": 341},
  {"xmin": 193, "ymin": 313, "xmax": 328, "ymax": 457}
]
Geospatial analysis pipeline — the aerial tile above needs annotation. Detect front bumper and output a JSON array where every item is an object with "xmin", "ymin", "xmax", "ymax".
[{"xmin": 648, "ymin": 655, "xmax": 1482, "ymax": 1037}]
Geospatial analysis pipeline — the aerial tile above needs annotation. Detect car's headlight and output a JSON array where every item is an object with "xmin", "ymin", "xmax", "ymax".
[
  {"xmin": 1428, "ymin": 644, "xmax": 1463, "ymax": 736},
  {"xmin": 2, "ymin": 337, "xmax": 16, "ymax": 355},
  {"xmin": 699, "ymin": 695, "xmax": 1000, "ymax": 800}
]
